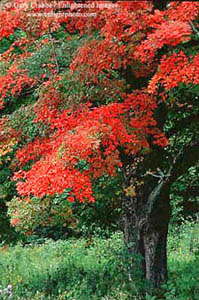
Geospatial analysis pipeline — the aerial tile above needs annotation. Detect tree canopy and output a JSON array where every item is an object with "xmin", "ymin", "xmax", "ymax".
[{"xmin": 1, "ymin": 0, "xmax": 199, "ymax": 287}]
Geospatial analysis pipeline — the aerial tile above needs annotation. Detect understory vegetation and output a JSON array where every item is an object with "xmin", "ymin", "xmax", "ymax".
[
  {"xmin": 0, "ymin": 220, "xmax": 199, "ymax": 300},
  {"xmin": 1, "ymin": 0, "xmax": 199, "ymax": 298}
]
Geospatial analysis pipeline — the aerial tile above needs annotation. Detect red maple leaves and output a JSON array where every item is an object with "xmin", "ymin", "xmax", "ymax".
[
  {"xmin": 0, "ymin": 1, "xmax": 199, "ymax": 204},
  {"xmin": 149, "ymin": 51, "xmax": 199, "ymax": 93},
  {"xmin": 13, "ymin": 91, "xmax": 167, "ymax": 202}
]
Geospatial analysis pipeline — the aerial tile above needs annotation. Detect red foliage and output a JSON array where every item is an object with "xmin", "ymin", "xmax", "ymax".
[
  {"xmin": 0, "ymin": 1, "xmax": 199, "ymax": 204},
  {"xmin": 149, "ymin": 51, "xmax": 199, "ymax": 93},
  {"xmin": 134, "ymin": 21, "xmax": 191, "ymax": 63},
  {"xmin": 0, "ymin": 63, "xmax": 37, "ymax": 108},
  {"xmin": 14, "ymin": 92, "xmax": 167, "ymax": 201}
]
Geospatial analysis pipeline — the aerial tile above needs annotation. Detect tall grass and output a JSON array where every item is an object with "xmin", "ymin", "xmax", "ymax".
[
  {"xmin": 0, "ymin": 220, "xmax": 199, "ymax": 299},
  {"xmin": 0, "ymin": 232, "xmax": 144, "ymax": 300}
]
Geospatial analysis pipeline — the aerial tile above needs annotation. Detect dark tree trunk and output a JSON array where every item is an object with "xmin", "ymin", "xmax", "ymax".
[
  {"xmin": 121, "ymin": 151, "xmax": 172, "ymax": 288},
  {"xmin": 122, "ymin": 190, "xmax": 171, "ymax": 288},
  {"xmin": 120, "ymin": 137, "xmax": 199, "ymax": 287},
  {"xmin": 143, "ymin": 218, "xmax": 169, "ymax": 287}
]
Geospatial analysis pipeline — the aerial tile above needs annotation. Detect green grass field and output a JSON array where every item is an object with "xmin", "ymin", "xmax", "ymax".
[{"xmin": 0, "ymin": 221, "xmax": 199, "ymax": 300}]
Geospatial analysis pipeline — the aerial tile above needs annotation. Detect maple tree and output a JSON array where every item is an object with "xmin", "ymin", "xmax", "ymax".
[{"xmin": 1, "ymin": 0, "xmax": 199, "ymax": 287}]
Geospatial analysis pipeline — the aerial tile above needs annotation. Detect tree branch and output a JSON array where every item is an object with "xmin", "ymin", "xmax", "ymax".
[
  {"xmin": 146, "ymin": 166, "xmax": 172, "ymax": 215},
  {"xmin": 145, "ymin": 140, "xmax": 199, "ymax": 217},
  {"xmin": 190, "ymin": 21, "xmax": 199, "ymax": 39},
  {"xmin": 49, "ymin": 32, "xmax": 60, "ymax": 74}
]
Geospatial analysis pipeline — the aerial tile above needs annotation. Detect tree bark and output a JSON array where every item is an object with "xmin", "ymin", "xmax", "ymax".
[
  {"xmin": 143, "ymin": 217, "xmax": 169, "ymax": 287},
  {"xmin": 122, "ymin": 188, "xmax": 171, "ymax": 288},
  {"xmin": 121, "ymin": 150, "xmax": 172, "ymax": 287},
  {"xmin": 121, "ymin": 141, "xmax": 199, "ymax": 287}
]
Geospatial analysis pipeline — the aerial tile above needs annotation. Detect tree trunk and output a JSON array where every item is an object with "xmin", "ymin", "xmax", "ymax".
[
  {"xmin": 121, "ymin": 139, "xmax": 199, "ymax": 287},
  {"xmin": 121, "ymin": 151, "xmax": 172, "ymax": 288},
  {"xmin": 122, "ymin": 189, "xmax": 171, "ymax": 288},
  {"xmin": 143, "ymin": 221, "xmax": 168, "ymax": 287}
]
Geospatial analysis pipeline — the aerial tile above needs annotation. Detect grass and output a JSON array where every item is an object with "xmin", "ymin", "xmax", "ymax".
[{"xmin": 0, "ymin": 221, "xmax": 199, "ymax": 299}]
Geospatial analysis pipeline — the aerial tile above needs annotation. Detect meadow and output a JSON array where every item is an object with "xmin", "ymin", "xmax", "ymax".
[{"xmin": 0, "ymin": 220, "xmax": 199, "ymax": 300}]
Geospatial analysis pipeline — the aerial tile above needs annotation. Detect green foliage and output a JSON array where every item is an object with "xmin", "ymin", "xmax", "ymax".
[
  {"xmin": 72, "ymin": 174, "xmax": 123, "ymax": 237},
  {"xmin": 0, "ymin": 232, "xmax": 144, "ymax": 300},
  {"xmin": 7, "ymin": 193, "xmax": 74, "ymax": 236},
  {"xmin": 163, "ymin": 220, "xmax": 199, "ymax": 300},
  {"xmin": 7, "ymin": 175, "xmax": 123, "ymax": 240},
  {"xmin": 170, "ymin": 165, "xmax": 199, "ymax": 223},
  {"xmin": 0, "ymin": 30, "xmax": 25, "ymax": 54},
  {"xmin": 9, "ymin": 105, "xmax": 41, "ymax": 143},
  {"xmin": 0, "ymin": 221, "xmax": 199, "ymax": 299},
  {"xmin": 0, "ymin": 160, "xmax": 18, "ymax": 244}
]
